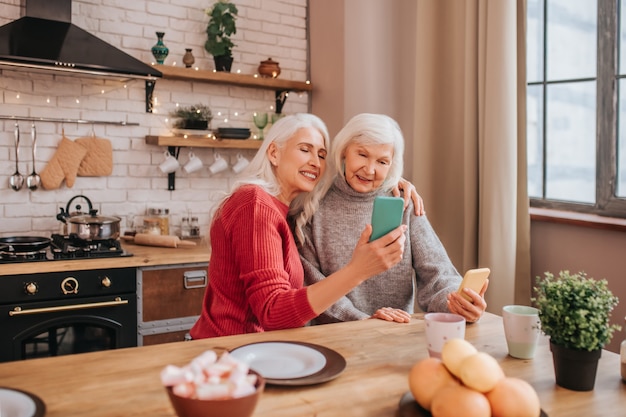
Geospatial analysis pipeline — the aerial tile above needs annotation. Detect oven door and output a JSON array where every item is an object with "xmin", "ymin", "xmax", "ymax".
[{"xmin": 1, "ymin": 294, "xmax": 137, "ymax": 362}]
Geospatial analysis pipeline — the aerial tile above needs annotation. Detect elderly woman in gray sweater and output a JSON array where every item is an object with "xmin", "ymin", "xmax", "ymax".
[{"xmin": 296, "ymin": 113, "xmax": 488, "ymax": 324}]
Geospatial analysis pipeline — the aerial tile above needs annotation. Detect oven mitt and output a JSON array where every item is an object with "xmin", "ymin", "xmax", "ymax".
[
  {"xmin": 40, "ymin": 136, "xmax": 88, "ymax": 189},
  {"xmin": 76, "ymin": 136, "xmax": 113, "ymax": 177}
]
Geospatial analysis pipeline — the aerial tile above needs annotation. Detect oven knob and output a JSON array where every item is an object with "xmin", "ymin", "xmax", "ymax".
[
  {"xmin": 101, "ymin": 276, "xmax": 111, "ymax": 288},
  {"xmin": 25, "ymin": 282, "xmax": 38, "ymax": 295},
  {"xmin": 61, "ymin": 277, "xmax": 79, "ymax": 294}
]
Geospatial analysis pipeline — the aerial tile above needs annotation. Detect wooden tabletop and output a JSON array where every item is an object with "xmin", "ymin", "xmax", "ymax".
[
  {"xmin": 0, "ymin": 240, "xmax": 210, "ymax": 276},
  {"xmin": 0, "ymin": 313, "xmax": 623, "ymax": 416}
]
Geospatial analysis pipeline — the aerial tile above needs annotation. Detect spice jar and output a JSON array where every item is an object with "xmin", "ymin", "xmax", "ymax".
[
  {"xmin": 149, "ymin": 208, "xmax": 170, "ymax": 236},
  {"xmin": 190, "ymin": 217, "xmax": 200, "ymax": 237},
  {"xmin": 181, "ymin": 217, "xmax": 191, "ymax": 239},
  {"xmin": 144, "ymin": 218, "xmax": 161, "ymax": 235}
]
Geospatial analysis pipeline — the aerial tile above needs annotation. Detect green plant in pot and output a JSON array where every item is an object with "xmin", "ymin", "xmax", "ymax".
[
  {"xmin": 532, "ymin": 270, "xmax": 620, "ymax": 391},
  {"xmin": 170, "ymin": 104, "xmax": 213, "ymax": 130},
  {"xmin": 204, "ymin": 0, "xmax": 238, "ymax": 72}
]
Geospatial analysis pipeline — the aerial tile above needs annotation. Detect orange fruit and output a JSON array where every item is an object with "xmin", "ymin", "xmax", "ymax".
[
  {"xmin": 458, "ymin": 352, "xmax": 505, "ymax": 393},
  {"xmin": 441, "ymin": 338, "xmax": 477, "ymax": 377},
  {"xmin": 430, "ymin": 384, "xmax": 491, "ymax": 417},
  {"xmin": 485, "ymin": 377, "xmax": 541, "ymax": 417},
  {"xmin": 408, "ymin": 357, "xmax": 459, "ymax": 411}
]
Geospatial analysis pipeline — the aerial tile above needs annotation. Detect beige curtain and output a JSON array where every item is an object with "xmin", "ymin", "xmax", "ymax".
[{"xmin": 411, "ymin": 0, "xmax": 531, "ymax": 313}]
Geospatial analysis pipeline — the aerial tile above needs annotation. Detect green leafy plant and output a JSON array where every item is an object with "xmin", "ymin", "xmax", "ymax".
[
  {"xmin": 169, "ymin": 104, "xmax": 213, "ymax": 129},
  {"xmin": 204, "ymin": 0, "xmax": 238, "ymax": 58},
  {"xmin": 532, "ymin": 270, "xmax": 620, "ymax": 351}
]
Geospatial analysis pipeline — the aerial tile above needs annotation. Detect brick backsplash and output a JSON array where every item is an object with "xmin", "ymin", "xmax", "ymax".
[{"xmin": 0, "ymin": 0, "xmax": 309, "ymax": 237}]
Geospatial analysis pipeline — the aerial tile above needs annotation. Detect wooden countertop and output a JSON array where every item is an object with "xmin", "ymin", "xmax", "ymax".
[
  {"xmin": 0, "ymin": 240, "xmax": 210, "ymax": 276},
  {"xmin": 0, "ymin": 313, "xmax": 623, "ymax": 416}
]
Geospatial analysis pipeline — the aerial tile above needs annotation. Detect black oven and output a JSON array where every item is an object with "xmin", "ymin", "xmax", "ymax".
[{"xmin": 0, "ymin": 267, "xmax": 137, "ymax": 362}]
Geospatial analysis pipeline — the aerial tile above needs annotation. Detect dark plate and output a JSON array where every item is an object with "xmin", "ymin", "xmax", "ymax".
[
  {"xmin": 398, "ymin": 391, "xmax": 548, "ymax": 417},
  {"xmin": 216, "ymin": 132, "xmax": 251, "ymax": 139},
  {"xmin": 230, "ymin": 340, "xmax": 346, "ymax": 386},
  {"xmin": 218, "ymin": 128, "xmax": 251, "ymax": 133},
  {"xmin": 0, "ymin": 386, "xmax": 46, "ymax": 417}
]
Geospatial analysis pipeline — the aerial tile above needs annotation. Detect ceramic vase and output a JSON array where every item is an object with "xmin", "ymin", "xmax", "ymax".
[
  {"xmin": 151, "ymin": 32, "xmax": 169, "ymax": 64},
  {"xmin": 182, "ymin": 48, "xmax": 195, "ymax": 68}
]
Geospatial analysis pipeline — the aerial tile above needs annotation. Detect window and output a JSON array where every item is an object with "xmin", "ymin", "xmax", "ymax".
[{"xmin": 527, "ymin": 0, "xmax": 626, "ymax": 217}]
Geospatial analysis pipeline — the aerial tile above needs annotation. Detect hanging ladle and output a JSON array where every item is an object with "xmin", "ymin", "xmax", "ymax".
[
  {"xmin": 9, "ymin": 122, "xmax": 24, "ymax": 191},
  {"xmin": 26, "ymin": 123, "xmax": 41, "ymax": 191}
]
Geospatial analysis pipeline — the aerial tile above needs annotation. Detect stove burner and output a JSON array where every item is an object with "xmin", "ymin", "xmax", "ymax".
[{"xmin": 0, "ymin": 249, "xmax": 48, "ymax": 262}]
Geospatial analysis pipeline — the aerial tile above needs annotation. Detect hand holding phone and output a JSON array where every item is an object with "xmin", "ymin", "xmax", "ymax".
[
  {"xmin": 370, "ymin": 196, "xmax": 404, "ymax": 242},
  {"xmin": 457, "ymin": 268, "xmax": 490, "ymax": 302}
]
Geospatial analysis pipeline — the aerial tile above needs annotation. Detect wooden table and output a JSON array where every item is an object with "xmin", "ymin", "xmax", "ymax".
[{"xmin": 0, "ymin": 313, "xmax": 623, "ymax": 416}]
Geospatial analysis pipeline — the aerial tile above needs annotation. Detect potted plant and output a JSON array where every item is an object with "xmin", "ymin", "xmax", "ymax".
[
  {"xmin": 170, "ymin": 104, "xmax": 213, "ymax": 130},
  {"xmin": 532, "ymin": 270, "xmax": 620, "ymax": 391},
  {"xmin": 204, "ymin": 0, "xmax": 238, "ymax": 72}
]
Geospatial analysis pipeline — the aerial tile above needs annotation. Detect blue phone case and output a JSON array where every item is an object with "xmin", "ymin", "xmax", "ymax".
[{"xmin": 370, "ymin": 196, "xmax": 404, "ymax": 241}]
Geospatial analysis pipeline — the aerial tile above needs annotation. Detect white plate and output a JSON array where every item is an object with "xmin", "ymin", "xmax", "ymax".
[
  {"xmin": 230, "ymin": 341, "xmax": 327, "ymax": 379},
  {"xmin": 0, "ymin": 387, "xmax": 46, "ymax": 417}
]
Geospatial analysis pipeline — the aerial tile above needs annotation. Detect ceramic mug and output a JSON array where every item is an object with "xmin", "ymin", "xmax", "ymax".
[
  {"xmin": 158, "ymin": 151, "xmax": 180, "ymax": 174},
  {"xmin": 183, "ymin": 151, "xmax": 203, "ymax": 174},
  {"xmin": 502, "ymin": 305, "xmax": 541, "ymax": 359},
  {"xmin": 424, "ymin": 312, "xmax": 466, "ymax": 358},
  {"xmin": 208, "ymin": 152, "xmax": 228, "ymax": 174},
  {"xmin": 232, "ymin": 153, "xmax": 250, "ymax": 174}
]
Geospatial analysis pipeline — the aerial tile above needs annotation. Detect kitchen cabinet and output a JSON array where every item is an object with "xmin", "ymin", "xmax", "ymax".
[{"xmin": 137, "ymin": 263, "xmax": 208, "ymax": 346}]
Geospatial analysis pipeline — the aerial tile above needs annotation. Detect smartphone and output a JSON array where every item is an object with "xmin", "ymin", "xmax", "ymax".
[
  {"xmin": 369, "ymin": 196, "xmax": 404, "ymax": 242},
  {"xmin": 457, "ymin": 268, "xmax": 490, "ymax": 301}
]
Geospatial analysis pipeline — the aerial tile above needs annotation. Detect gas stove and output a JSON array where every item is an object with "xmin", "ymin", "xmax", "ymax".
[{"xmin": 0, "ymin": 234, "xmax": 133, "ymax": 263}]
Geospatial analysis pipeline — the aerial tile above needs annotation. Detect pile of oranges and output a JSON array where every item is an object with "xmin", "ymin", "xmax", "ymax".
[{"xmin": 408, "ymin": 339, "xmax": 540, "ymax": 417}]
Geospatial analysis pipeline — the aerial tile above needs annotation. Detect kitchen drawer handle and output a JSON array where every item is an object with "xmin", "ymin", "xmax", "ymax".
[
  {"xmin": 184, "ymin": 270, "xmax": 207, "ymax": 289},
  {"xmin": 8, "ymin": 297, "xmax": 128, "ymax": 316}
]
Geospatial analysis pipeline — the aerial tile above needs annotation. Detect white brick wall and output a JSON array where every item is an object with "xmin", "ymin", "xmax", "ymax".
[{"xmin": 0, "ymin": 0, "xmax": 309, "ymax": 237}]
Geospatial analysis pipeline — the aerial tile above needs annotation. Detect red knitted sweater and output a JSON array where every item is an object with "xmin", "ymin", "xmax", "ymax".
[{"xmin": 190, "ymin": 185, "xmax": 316, "ymax": 338}]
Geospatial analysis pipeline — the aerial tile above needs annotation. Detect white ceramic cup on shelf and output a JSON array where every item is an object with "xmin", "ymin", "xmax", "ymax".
[
  {"xmin": 158, "ymin": 150, "xmax": 180, "ymax": 174},
  {"xmin": 232, "ymin": 153, "xmax": 250, "ymax": 174},
  {"xmin": 183, "ymin": 151, "xmax": 203, "ymax": 174},
  {"xmin": 208, "ymin": 152, "xmax": 228, "ymax": 174}
]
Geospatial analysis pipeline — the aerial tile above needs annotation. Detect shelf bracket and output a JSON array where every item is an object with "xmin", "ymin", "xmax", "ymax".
[
  {"xmin": 275, "ymin": 90, "xmax": 289, "ymax": 114},
  {"xmin": 167, "ymin": 146, "xmax": 179, "ymax": 190},
  {"xmin": 146, "ymin": 80, "xmax": 157, "ymax": 113}
]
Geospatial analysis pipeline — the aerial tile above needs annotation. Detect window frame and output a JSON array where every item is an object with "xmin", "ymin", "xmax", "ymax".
[{"xmin": 528, "ymin": 0, "xmax": 626, "ymax": 218}]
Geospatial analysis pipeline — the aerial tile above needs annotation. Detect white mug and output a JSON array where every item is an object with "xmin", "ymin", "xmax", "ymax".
[
  {"xmin": 232, "ymin": 153, "xmax": 250, "ymax": 174},
  {"xmin": 208, "ymin": 152, "xmax": 228, "ymax": 174},
  {"xmin": 502, "ymin": 305, "xmax": 541, "ymax": 359},
  {"xmin": 158, "ymin": 151, "xmax": 180, "ymax": 174},
  {"xmin": 183, "ymin": 151, "xmax": 203, "ymax": 174}
]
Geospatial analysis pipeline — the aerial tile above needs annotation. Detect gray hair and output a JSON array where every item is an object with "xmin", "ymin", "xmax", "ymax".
[
  {"xmin": 294, "ymin": 113, "xmax": 405, "ymax": 242},
  {"xmin": 210, "ymin": 113, "xmax": 330, "ymax": 245}
]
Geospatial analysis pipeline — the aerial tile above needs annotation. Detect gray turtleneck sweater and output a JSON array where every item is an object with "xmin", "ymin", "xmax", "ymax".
[{"xmin": 300, "ymin": 177, "xmax": 462, "ymax": 324}]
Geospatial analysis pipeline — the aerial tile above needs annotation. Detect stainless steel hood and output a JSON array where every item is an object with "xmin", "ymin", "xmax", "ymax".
[{"xmin": 0, "ymin": 0, "xmax": 161, "ymax": 80}]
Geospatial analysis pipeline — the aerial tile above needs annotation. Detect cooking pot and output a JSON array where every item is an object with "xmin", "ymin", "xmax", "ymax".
[
  {"xmin": 0, "ymin": 236, "xmax": 51, "ymax": 252},
  {"xmin": 68, "ymin": 209, "xmax": 121, "ymax": 241}
]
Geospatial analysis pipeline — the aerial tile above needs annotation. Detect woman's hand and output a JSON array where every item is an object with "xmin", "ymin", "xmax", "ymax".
[
  {"xmin": 349, "ymin": 224, "xmax": 407, "ymax": 279},
  {"xmin": 371, "ymin": 307, "xmax": 411, "ymax": 323},
  {"xmin": 446, "ymin": 279, "xmax": 489, "ymax": 323},
  {"xmin": 393, "ymin": 178, "xmax": 425, "ymax": 216}
]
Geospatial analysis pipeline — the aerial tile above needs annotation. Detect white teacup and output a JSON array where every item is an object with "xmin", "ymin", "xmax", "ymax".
[
  {"xmin": 208, "ymin": 152, "xmax": 228, "ymax": 174},
  {"xmin": 183, "ymin": 151, "xmax": 203, "ymax": 174},
  {"xmin": 424, "ymin": 312, "xmax": 466, "ymax": 358},
  {"xmin": 159, "ymin": 151, "xmax": 180, "ymax": 174},
  {"xmin": 232, "ymin": 153, "xmax": 250, "ymax": 174},
  {"xmin": 502, "ymin": 305, "xmax": 541, "ymax": 359}
]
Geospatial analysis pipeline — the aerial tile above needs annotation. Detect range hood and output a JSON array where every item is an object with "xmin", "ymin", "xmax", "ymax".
[{"xmin": 0, "ymin": 0, "xmax": 161, "ymax": 80}]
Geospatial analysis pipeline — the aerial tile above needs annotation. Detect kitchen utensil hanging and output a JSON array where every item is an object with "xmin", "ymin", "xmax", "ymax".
[
  {"xmin": 26, "ymin": 123, "xmax": 41, "ymax": 190},
  {"xmin": 9, "ymin": 122, "xmax": 23, "ymax": 191}
]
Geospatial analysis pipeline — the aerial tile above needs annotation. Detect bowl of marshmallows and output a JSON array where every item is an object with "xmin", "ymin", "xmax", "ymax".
[{"xmin": 161, "ymin": 350, "xmax": 265, "ymax": 417}]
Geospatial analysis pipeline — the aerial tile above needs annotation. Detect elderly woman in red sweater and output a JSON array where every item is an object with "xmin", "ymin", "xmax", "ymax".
[{"xmin": 190, "ymin": 113, "xmax": 414, "ymax": 338}]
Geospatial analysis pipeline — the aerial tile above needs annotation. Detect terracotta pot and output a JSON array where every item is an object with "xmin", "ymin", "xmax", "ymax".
[
  {"xmin": 258, "ymin": 58, "xmax": 281, "ymax": 78},
  {"xmin": 550, "ymin": 341, "xmax": 602, "ymax": 391}
]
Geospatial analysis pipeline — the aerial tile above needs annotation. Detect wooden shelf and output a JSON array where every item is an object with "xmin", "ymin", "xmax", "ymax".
[
  {"xmin": 153, "ymin": 65, "xmax": 313, "ymax": 92},
  {"xmin": 145, "ymin": 135, "xmax": 263, "ymax": 149}
]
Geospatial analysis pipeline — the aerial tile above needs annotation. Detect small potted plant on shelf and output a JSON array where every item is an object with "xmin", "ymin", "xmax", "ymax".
[
  {"xmin": 170, "ymin": 104, "xmax": 213, "ymax": 130},
  {"xmin": 532, "ymin": 270, "xmax": 620, "ymax": 391},
  {"xmin": 204, "ymin": 0, "xmax": 238, "ymax": 72}
]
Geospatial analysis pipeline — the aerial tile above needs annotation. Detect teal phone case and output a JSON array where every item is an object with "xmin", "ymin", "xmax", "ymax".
[{"xmin": 370, "ymin": 196, "xmax": 404, "ymax": 241}]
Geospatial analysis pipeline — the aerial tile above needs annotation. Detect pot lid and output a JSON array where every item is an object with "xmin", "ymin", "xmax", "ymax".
[{"xmin": 68, "ymin": 210, "xmax": 120, "ymax": 225}]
